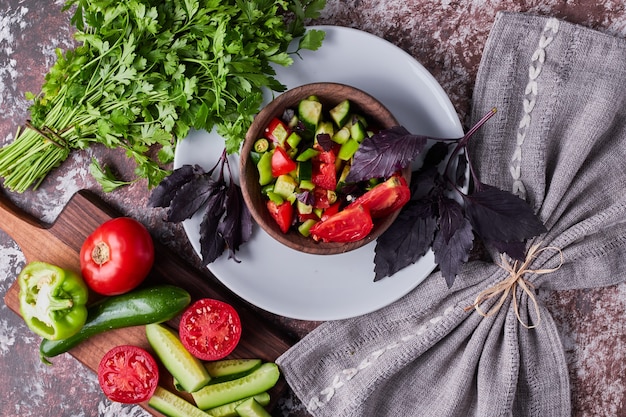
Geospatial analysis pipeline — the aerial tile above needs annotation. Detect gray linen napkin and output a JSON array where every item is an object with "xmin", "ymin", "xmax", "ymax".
[{"xmin": 277, "ymin": 12, "xmax": 626, "ymax": 417}]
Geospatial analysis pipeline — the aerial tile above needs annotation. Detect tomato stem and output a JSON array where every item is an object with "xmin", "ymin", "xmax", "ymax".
[{"xmin": 91, "ymin": 242, "xmax": 111, "ymax": 265}]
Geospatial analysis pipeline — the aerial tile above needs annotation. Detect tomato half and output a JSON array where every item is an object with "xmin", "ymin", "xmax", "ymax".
[
  {"xmin": 80, "ymin": 217, "xmax": 155, "ymax": 296},
  {"xmin": 97, "ymin": 345, "xmax": 159, "ymax": 404},
  {"xmin": 179, "ymin": 298, "xmax": 242, "ymax": 361},
  {"xmin": 310, "ymin": 204, "xmax": 374, "ymax": 243}
]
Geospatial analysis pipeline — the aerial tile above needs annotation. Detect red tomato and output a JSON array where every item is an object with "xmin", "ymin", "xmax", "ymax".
[
  {"xmin": 310, "ymin": 204, "xmax": 374, "ymax": 243},
  {"xmin": 312, "ymin": 161, "xmax": 337, "ymax": 191},
  {"xmin": 179, "ymin": 298, "xmax": 242, "ymax": 361},
  {"xmin": 80, "ymin": 217, "xmax": 155, "ymax": 295},
  {"xmin": 98, "ymin": 345, "xmax": 159, "ymax": 404},
  {"xmin": 350, "ymin": 175, "xmax": 411, "ymax": 218},
  {"xmin": 264, "ymin": 117, "xmax": 290, "ymax": 145},
  {"xmin": 266, "ymin": 200, "xmax": 293, "ymax": 233},
  {"xmin": 271, "ymin": 146, "xmax": 297, "ymax": 177}
]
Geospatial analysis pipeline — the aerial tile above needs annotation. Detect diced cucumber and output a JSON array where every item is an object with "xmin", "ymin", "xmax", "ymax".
[
  {"xmin": 206, "ymin": 393, "xmax": 270, "ymax": 417},
  {"xmin": 350, "ymin": 119, "xmax": 367, "ymax": 142},
  {"xmin": 315, "ymin": 120, "xmax": 334, "ymax": 138},
  {"xmin": 298, "ymin": 99, "xmax": 322, "ymax": 135},
  {"xmin": 271, "ymin": 121, "xmax": 290, "ymax": 147},
  {"xmin": 297, "ymin": 160, "xmax": 312, "ymax": 181},
  {"xmin": 332, "ymin": 126, "xmax": 351, "ymax": 144},
  {"xmin": 235, "ymin": 398, "xmax": 272, "ymax": 417},
  {"xmin": 149, "ymin": 386, "xmax": 211, "ymax": 417},
  {"xmin": 273, "ymin": 175, "xmax": 297, "ymax": 200},
  {"xmin": 329, "ymin": 99, "xmax": 351, "ymax": 128},
  {"xmin": 192, "ymin": 362, "xmax": 280, "ymax": 410},
  {"xmin": 338, "ymin": 138, "xmax": 360, "ymax": 161},
  {"xmin": 286, "ymin": 132, "xmax": 301, "ymax": 149},
  {"xmin": 299, "ymin": 179, "xmax": 315, "ymax": 191},
  {"xmin": 146, "ymin": 323, "xmax": 211, "ymax": 393},
  {"xmin": 205, "ymin": 359, "xmax": 263, "ymax": 379},
  {"xmin": 296, "ymin": 200, "xmax": 313, "ymax": 215}
]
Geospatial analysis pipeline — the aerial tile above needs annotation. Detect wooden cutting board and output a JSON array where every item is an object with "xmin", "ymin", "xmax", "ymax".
[{"xmin": 2, "ymin": 189, "xmax": 295, "ymax": 416}]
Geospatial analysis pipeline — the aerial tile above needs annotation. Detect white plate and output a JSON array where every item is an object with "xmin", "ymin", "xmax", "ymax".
[{"xmin": 174, "ymin": 26, "xmax": 463, "ymax": 321}]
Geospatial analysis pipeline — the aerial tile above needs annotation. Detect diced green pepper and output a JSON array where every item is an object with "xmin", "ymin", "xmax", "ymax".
[
  {"xmin": 18, "ymin": 261, "xmax": 89, "ymax": 341},
  {"xmin": 256, "ymin": 151, "xmax": 273, "ymax": 186},
  {"xmin": 296, "ymin": 147, "xmax": 320, "ymax": 162},
  {"xmin": 338, "ymin": 138, "xmax": 360, "ymax": 161}
]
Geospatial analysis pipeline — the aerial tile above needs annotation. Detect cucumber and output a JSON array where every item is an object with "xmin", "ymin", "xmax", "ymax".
[
  {"xmin": 273, "ymin": 174, "xmax": 297, "ymax": 200},
  {"xmin": 206, "ymin": 392, "xmax": 270, "ymax": 417},
  {"xmin": 192, "ymin": 362, "xmax": 280, "ymax": 410},
  {"xmin": 315, "ymin": 120, "xmax": 334, "ymax": 138},
  {"xmin": 298, "ymin": 99, "xmax": 322, "ymax": 135},
  {"xmin": 350, "ymin": 119, "xmax": 367, "ymax": 142},
  {"xmin": 40, "ymin": 285, "xmax": 191, "ymax": 362},
  {"xmin": 148, "ymin": 386, "xmax": 210, "ymax": 417},
  {"xmin": 235, "ymin": 398, "xmax": 272, "ymax": 417},
  {"xmin": 205, "ymin": 359, "xmax": 262, "ymax": 380},
  {"xmin": 146, "ymin": 323, "xmax": 211, "ymax": 393},
  {"xmin": 329, "ymin": 99, "xmax": 351, "ymax": 128}
]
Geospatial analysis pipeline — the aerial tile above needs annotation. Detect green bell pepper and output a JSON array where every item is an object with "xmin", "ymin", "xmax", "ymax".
[{"xmin": 18, "ymin": 261, "xmax": 89, "ymax": 341}]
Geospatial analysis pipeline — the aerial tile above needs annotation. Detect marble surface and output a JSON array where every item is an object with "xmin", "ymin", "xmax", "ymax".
[{"xmin": 1, "ymin": 1, "xmax": 626, "ymax": 416}]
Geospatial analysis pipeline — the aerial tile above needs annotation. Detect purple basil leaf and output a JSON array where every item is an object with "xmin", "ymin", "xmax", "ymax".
[
  {"xmin": 486, "ymin": 239, "xmax": 527, "ymax": 262},
  {"xmin": 297, "ymin": 190, "xmax": 314, "ymax": 206},
  {"xmin": 463, "ymin": 184, "xmax": 547, "ymax": 243},
  {"xmin": 316, "ymin": 133, "xmax": 333, "ymax": 151},
  {"xmin": 433, "ymin": 217, "xmax": 474, "ymax": 288},
  {"xmin": 423, "ymin": 141, "xmax": 450, "ymax": 167},
  {"xmin": 199, "ymin": 190, "xmax": 227, "ymax": 264},
  {"xmin": 218, "ymin": 183, "xmax": 253, "ymax": 261},
  {"xmin": 346, "ymin": 126, "xmax": 429, "ymax": 183},
  {"xmin": 437, "ymin": 197, "xmax": 466, "ymax": 243},
  {"xmin": 167, "ymin": 174, "xmax": 219, "ymax": 222},
  {"xmin": 148, "ymin": 164, "xmax": 204, "ymax": 208},
  {"xmin": 455, "ymin": 153, "xmax": 468, "ymax": 189},
  {"xmin": 374, "ymin": 200, "xmax": 438, "ymax": 281}
]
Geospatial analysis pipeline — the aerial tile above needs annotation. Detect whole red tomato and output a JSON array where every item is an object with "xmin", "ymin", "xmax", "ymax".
[
  {"xmin": 80, "ymin": 217, "xmax": 155, "ymax": 295},
  {"xmin": 98, "ymin": 345, "xmax": 159, "ymax": 404},
  {"xmin": 179, "ymin": 298, "xmax": 242, "ymax": 361}
]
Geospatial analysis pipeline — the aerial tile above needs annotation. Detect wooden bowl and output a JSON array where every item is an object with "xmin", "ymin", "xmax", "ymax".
[{"xmin": 240, "ymin": 82, "xmax": 409, "ymax": 255}]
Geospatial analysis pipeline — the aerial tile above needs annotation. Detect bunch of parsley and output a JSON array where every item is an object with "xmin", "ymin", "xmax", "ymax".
[{"xmin": 0, "ymin": 0, "xmax": 325, "ymax": 192}]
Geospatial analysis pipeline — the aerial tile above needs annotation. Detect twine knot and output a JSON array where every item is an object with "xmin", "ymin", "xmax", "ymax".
[{"xmin": 465, "ymin": 243, "xmax": 563, "ymax": 329}]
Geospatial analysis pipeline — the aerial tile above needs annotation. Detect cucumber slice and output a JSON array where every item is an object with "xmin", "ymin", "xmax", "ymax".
[
  {"xmin": 205, "ymin": 359, "xmax": 263, "ymax": 379},
  {"xmin": 146, "ymin": 323, "xmax": 211, "ymax": 393},
  {"xmin": 148, "ymin": 386, "xmax": 210, "ymax": 417},
  {"xmin": 298, "ymin": 99, "xmax": 322, "ymax": 135},
  {"xmin": 192, "ymin": 362, "xmax": 280, "ymax": 410},
  {"xmin": 206, "ymin": 393, "xmax": 270, "ymax": 417},
  {"xmin": 235, "ymin": 398, "xmax": 272, "ymax": 417}
]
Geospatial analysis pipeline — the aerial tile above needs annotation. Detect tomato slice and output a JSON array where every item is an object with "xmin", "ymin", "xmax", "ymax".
[
  {"xmin": 310, "ymin": 204, "xmax": 374, "ymax": 243},
  {"xmin": 97, "ymin": 345, "xmax": 159, "ymax": 404},
  {"xmin": 179, "ymin": 298, "xmax": 242, "ymax": 361},
  {"xmin": 266, "ymin": 200, "xmax": 293, "ymax": 233},
  {"xmin": 271, "ymin": 146, "xmax": 297, "ymax": 177},
  {"xmin": 350, "ymin": 175, "xmax": 410, "ymax": 218},
  {"xmin": 312, "ymin": 161, "xmax": 337, "ymax": 191}
]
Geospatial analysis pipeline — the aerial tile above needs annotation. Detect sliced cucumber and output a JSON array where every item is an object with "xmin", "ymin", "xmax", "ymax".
[
  {"xmin": 205, "ymin": 359, "xmax": 263, "ymax": 379},
  {"xmin": 350, "ymin": 119, "xmax": 367, "ymax": 142},
  {"xmin": 148, "ymin": 386, "xmax": 210, "ymax": 417},
  {"xmin": 298, "ymin": 99, "xmax": 322, "ymax": 135},
  {"xmin": 206, "ymin": 392, "xmax": 270, "ymax": 417},
  {"xmin": 329, "ymin": 99, "xmax": 351, "ymax": 128},
  {"xmin": 146, "ymin": 323, "xmax": 211, "ymax": 393},
  {"xmin": 235, "ymin": 397, "xmax": 272, "ymax": 417},
  {"xmin": 192, "ymin": 362, "xmax": 280, "ymax": 410}
]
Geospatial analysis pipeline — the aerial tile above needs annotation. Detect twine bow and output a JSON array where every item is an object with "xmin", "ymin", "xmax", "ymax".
[{"xmin": 465, "ymin": 243, "xmax": 564, "ymax": 329}]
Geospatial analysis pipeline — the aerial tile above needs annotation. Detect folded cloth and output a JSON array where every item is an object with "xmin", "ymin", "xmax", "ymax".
[{"xmin": 277, "ymin": 11, "xmax": 626, "ymax": 417}]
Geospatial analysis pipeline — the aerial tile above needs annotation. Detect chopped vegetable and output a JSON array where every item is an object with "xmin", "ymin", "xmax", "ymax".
[
  {"xmin": 18, "ymin": 261, "xmax": 88, "ymax": 341},
  {"xmin": 0, "ymin": 0, "xmax": 326, "ymax": 192},
  {"xmin": 98, "ymin": 345, "xmax": 159, "ymax": 404}
]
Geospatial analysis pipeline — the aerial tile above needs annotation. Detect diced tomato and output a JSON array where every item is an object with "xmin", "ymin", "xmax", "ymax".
[
  {"xmin": 266, "ymin": 200, "xmax": 293, "ymax": 233},
  {"xmin": 264, "ymin": 117, "xmax": 291, "ymax": 145},
  {"xmin": 316, "ymin": 149, "xmax": 336, "ymax": 165},
  {"xmin": 310, "ymin": 204, "xmax": 374, "ymax": 243},
  {"xmin": 313, "ymin": 187, "xmax": 331, "ymax": 209},
  {"xmin": 271, "ymin": 146, "xmax": 297, "ymax": 177},
  {"xmin": 312, "ymin": 161, "xmax": 337, "ymax": 190},
  {"xmin": 320, "ymin": 201, "xmax": 341, "ymax": 221},
  {"xmin": 349, "ymin": 174, "xmax": 411, "ymax": 218},
  {"xmin": 298, "ymin": 211, "xmax": 320, "ymax": 222}
]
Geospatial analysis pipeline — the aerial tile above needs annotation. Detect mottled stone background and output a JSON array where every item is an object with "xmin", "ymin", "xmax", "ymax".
[{"xmin": 1, "ymin": 1, "xmax": 625, "ymax": 416}]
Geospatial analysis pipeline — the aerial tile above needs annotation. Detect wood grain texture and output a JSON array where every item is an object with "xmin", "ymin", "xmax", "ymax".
[{"xmin": 2, "ymin": 189, "xmax": 293, "ymax": 416}]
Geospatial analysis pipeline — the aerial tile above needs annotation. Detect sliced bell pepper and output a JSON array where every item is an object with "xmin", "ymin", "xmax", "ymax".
[
  {"xmin": 267, "ymin": 200, "xmax": 294, "ymax": 233},
  {"xmin": 18, "ymin": 261, "xmax": 89, "ymax": 340},
  {"xmin": 271, "ymin": 146, "xmax": 297, "ymax": 177}
]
